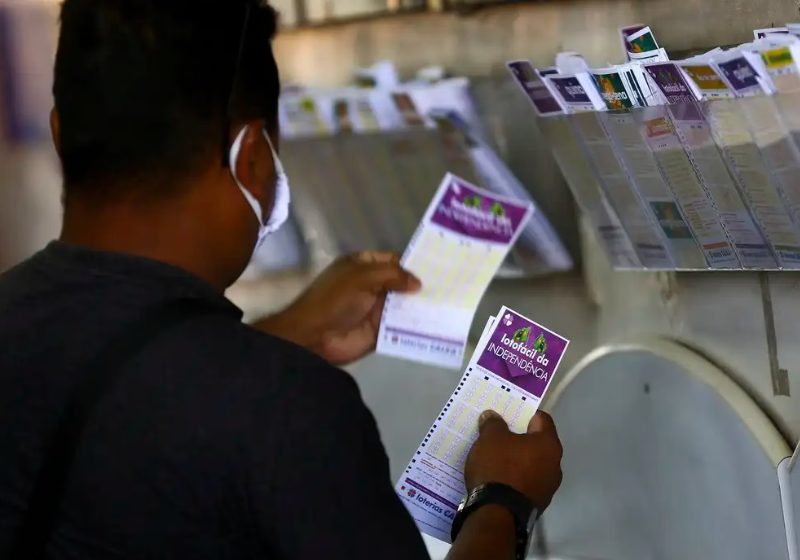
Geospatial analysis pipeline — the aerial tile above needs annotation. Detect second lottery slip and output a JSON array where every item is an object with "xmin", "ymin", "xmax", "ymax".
[
  {"xmin": 377, "ymin": 174, "xmax": 534, "ymax": 370},
  {"xmin": 395, "ymin": 306, "xmax": 570, "ymax": 542}
]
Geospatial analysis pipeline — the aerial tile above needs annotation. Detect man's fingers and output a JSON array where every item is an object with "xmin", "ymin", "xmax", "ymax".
[
  {"xmin": 351, "ymin": 251, "xmax": 399, "ymax": 265},
  {"xmin": 527, "ymin": 411, "xmax": 557, "ymax": 436},
  {"xmin": 362, "ymin": 262, "xmax": 421, "ymax": 293},
  {"xmin": 344, "ymin": 252, "xmax": 421, "ymax": 293},
  {"xmin": 527, "ymin": 411, "xmax": 562, "ymax": 459},
  {"xmin": 478, "ymin": 410, "xmax": 509, "ymax": 436}
]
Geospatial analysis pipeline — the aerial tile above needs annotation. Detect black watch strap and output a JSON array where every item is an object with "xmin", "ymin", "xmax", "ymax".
[{"xmin": 450, "ymin": 483, "xmax": 537, "ymax": 560}]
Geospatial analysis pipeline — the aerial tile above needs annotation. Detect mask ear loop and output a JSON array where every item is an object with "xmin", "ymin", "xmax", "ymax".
[
  {"xmin": 262, "ymin": 130, "xmax": 292, "ymax": 233},
  {"xmin": 263, "ymin": 132, "xmax": 285, "ymax": 177},
  {"xmin": 229, "ymin": 126, "xmax": 267, "ymax": 227}
]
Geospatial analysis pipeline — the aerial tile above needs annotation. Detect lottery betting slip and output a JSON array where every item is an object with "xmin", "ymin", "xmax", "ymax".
[
  {"xmin": 395, "ymin": 307, "xmax": 569, "ymax": 543},
  {"xmin": 377, "ymin": 174, "xmax": 534, "ymax": 369}
]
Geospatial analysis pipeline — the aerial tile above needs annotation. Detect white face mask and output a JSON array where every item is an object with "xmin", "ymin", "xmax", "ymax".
[{"xmin": 229, "ymin": 127, "xmax": 292, "ymax": 250}]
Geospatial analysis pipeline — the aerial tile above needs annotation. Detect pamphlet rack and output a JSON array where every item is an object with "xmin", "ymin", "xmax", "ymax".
[
  {"xmin": 532, "ymin": 94, "xmax": 800, "ymax": 271},
  {"xmin": 274, "ymin": 123, "xmax": 573, "ymax": 278}
]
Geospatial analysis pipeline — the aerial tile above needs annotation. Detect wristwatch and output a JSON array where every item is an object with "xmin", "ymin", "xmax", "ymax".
[{"xmin": 450, "ymin": 483, "xmax": 538, "ymax": 560}]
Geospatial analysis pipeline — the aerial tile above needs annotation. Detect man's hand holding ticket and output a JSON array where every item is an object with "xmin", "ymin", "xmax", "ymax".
[
  {"xmin": 377, "ymin": 174, "xmax": 534, "ymax": 369},
  {"xmin": 396, "ymin": 306, "xmax": 569, "ymax": 545}
]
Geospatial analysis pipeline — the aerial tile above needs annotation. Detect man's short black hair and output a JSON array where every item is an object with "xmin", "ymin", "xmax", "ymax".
[{"xmin": 54, "ymin": 0, "xmax": 280, "ymax": 196}]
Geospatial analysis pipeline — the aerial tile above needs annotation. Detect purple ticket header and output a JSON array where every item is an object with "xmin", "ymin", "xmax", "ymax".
[
  {"xmin": 645, "ymin": 62, "xmax": 696, "ymax": 104},
  {"xmin": 716, "ymin": 56, "xmax": 761, "ymax": 93},
  {"xmin": 477, "ymin": 309, "xmax": 569, "ymax": 399},
  {"xmin": 549, "ymin": 76, "xmax": 591, "ymax": 105},
  {"xmin": 431, "ymin": 177, "xmax": 531, "ymax": 244},
  {"xmin": 507, "ymin": 60, "xmax": 563, "ymax": 116},
  {"xmin": 756, "ymin": 29, "xmax": 789, "ymax": 39}
]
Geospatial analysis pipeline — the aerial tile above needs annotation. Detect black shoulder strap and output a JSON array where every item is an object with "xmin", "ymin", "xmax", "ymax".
[{"xmin": 9, "ymin": 298, "xmax": 218, "ymax": 560}]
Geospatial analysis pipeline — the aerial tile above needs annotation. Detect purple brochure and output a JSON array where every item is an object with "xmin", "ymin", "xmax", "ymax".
[
  {"xmin": 716, "ymin": 56, "xmax": 763, "ymax": 95},
  {"xmin": 477, "ymin": 308, "xmax": 570, "ymax": 399},
  {"xmin": 548, "ymin": 75, "xmax": 592, "ymax": 107},
  {"xmin": 430, "ymin": 177, "xmax": 531, "ymax": 244},
  {"xmin": 644, "ymin": 62, "xmax": 697, "ymax": 105},
  {"xmin": 507, "ymin": 60, "xmax": 563, "ymax": 116}
]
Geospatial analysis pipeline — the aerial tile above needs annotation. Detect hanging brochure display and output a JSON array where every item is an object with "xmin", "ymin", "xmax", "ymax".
[
  {"xmin": 507, "ymin": 61, "xmax": 641, "ymax": 268},
  {"xmin": 651, "ymin": 62, "xmax": 800, "ymax": 269},
  {"xmin": 759, "ymin": 45, "xmax": 800, "ymax": 147},
  {"xmin": 278, "ymin": 77, "xmax": 573, "ymax": 278},
  {"xmin": 644, "ymin": 62, "xmax": 775, "ymax": 268},
  {"xmin": 730, "ymin": 49, "xmax": 800, "ymax": 229},
  {"xmin": 676, "ymin": 60, "xmax": 781, "ymax": 268},
  {"xmin": 632, "ymin": 106, "xmax": 739, "ymax": 268},
  {"xmin": 593, "ymin": 67, "xmax": 717, "ymax": 268},
  {"xmin": 543, "ymin": 74, "xmax": 676, "ymax": 268},
  {"xmin": 507, "ymin": 24, "xmax": 800, "ymax": 270}
]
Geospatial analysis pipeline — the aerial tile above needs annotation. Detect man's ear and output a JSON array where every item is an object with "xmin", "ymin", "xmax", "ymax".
[
  {"xmin": 50, "ymin": 108, "xmax": 61, "ymax": 157},
  {"xmin": 233, "ymin": 122, "xmax": 269, "ymax": 200},
  {"xmin": 233, "ymin": 121, "xmax": 276, "ymax": 216}
]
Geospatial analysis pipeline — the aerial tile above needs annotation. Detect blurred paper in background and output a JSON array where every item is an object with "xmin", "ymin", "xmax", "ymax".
[
  {"xmin": 0, "ymin": 0, "xmax": 58, "ymax": 145},
  {"xmin": 0, "ymin": 0, "xmax": 61, "ymax": 271}
]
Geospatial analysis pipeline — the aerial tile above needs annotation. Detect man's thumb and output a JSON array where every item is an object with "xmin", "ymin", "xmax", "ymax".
[
  {"xmin": 527, "ymin": 411, "xmax": 557, "ymax": 435},
  {"xmin": 478, "ymin": 410, "xmax": 508, "ymax": 435}
]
